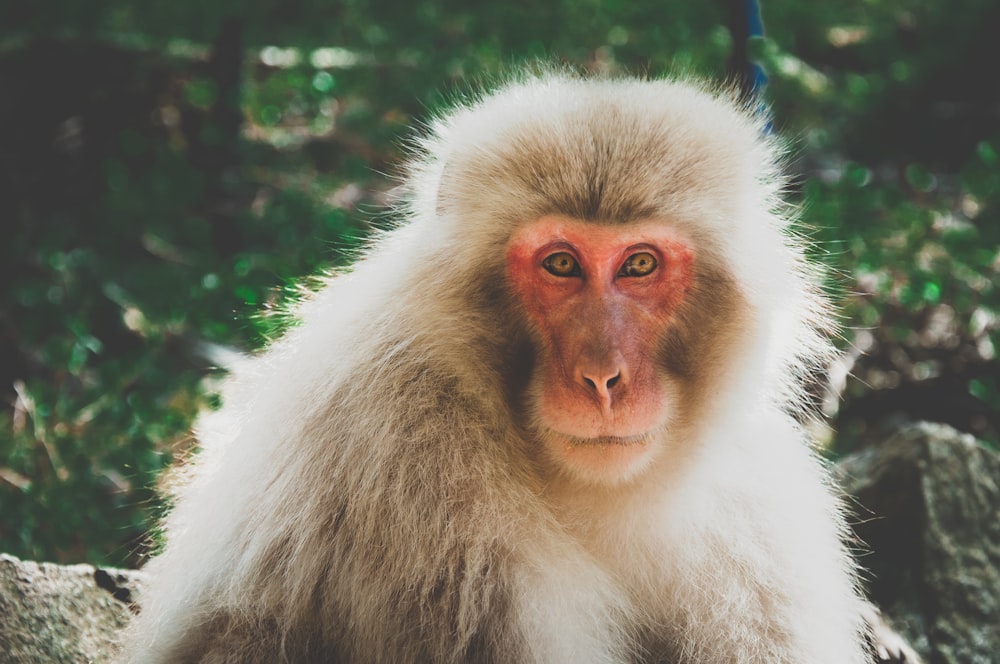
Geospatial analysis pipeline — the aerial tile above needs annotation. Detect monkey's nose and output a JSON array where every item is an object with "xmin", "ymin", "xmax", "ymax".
[
  {"xmin": 580, "ymin": 369, "xmax": 623, "ymax": 409},
  {"xmin": 582, "ymin": 372, "xmax": 621, "ymax": 392}
]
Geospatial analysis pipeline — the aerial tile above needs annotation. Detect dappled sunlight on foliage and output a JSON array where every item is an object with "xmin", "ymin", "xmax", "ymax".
[{"xmin": 1, "ymin": 0, "xmax": 998, "ymax": 565}]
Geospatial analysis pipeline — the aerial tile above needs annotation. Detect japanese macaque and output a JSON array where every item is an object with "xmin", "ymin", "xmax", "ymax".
[{"xmin": 121, "ymin": 72, "xmax": 872, "ymax": 663}]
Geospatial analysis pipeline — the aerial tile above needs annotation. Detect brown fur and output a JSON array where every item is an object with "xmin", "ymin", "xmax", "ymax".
[{"xmin": 120, "ymin": 72, "xmax": 869, "ymax": 663}]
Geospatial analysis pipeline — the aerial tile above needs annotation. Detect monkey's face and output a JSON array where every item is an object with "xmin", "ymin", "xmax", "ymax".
[{"xmin": 506, "ymin": 215, "xmax": 695, "ymax": 485}]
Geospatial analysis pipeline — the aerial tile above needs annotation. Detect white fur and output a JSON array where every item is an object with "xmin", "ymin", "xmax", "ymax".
[{"xmin": 121, "ymin": 72, "xmax": 869, "ymax": 663}]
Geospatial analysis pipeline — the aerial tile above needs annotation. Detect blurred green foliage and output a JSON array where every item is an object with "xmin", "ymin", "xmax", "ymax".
[{"xmin": 0, "ymin": 1, "xmax": 997, "ymax": 566}]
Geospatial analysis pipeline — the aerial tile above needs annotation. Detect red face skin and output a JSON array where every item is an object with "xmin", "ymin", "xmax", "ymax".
[{"xmin": 506, "ymin": 216, "xmax": 695, "ymax": 484}]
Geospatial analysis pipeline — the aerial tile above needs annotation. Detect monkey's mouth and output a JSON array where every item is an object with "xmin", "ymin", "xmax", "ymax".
[
  {"xmin": 540, "ymin": 429, "xmax": 660, "ymax": 483},
  {"xmin": 565, "ymin": 434, "xmax": 650, "ymax": 447}
]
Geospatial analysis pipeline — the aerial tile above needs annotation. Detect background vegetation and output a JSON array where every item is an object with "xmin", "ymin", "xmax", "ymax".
[{"xmin": 1, "ymin": 0, "xmax": 997, "ymax": 567}]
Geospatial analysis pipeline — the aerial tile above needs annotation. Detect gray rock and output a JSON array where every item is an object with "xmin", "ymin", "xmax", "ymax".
[
  {"xmin": 0, "ymin": 553, "xmax": 144, "ymax": 663},
  {"xmin": 838, "ymin": 422, "xmax": 1000, "ymax": 664}
]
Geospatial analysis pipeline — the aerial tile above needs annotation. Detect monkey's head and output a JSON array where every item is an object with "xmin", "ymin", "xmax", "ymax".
[{"xmin": 407, "ymin": 73, "xmax": 831, "ymax": 486}]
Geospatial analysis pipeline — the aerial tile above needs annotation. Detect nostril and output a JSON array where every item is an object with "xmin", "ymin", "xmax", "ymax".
[{"xmin": 581, "ymin": 372, "xmax": 621, "ymax": 393}]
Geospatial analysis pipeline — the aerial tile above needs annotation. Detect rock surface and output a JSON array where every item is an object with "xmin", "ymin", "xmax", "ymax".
[
  {"xmin": 0, "ymin": 553, "xmax": 144, "ymax": 663},
  {"xmin": 838, "ymin": 422, "xmax": 1000, "ymax": 664}
]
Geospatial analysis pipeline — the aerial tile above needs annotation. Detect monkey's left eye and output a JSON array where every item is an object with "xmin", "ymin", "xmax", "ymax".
[
  {"xmin": 619, "ymin": 252, "xmax": 658, "ymax": 277},
  {"xmin": 542, "ymin": 252, "xmax": 581, "ymax": 277}
]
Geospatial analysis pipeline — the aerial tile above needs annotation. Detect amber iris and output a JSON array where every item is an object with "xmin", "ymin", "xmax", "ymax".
[
  {"xmin": 542, "ymin": 252, "xmax": 581, "ymax": 277},
  {"xmin": 619, "ymin": 252, "xmax": 657, "ymax": 277}
]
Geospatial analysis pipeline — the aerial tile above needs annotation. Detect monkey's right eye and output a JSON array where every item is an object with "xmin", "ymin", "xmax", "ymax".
[{"xmin": 542, "ymin": 252, "xmax": 581, "ymax": 277}]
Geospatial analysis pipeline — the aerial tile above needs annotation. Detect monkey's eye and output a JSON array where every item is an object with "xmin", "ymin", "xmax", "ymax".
[
  {"xmin": 619, "ymin": 252, "xmax": 658, "ymax": 277},
  {"xmin": 542, "ymin": 252, "xmax": 581, "ymax": 277}
]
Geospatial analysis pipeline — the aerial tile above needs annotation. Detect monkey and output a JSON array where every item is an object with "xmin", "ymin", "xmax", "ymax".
[{"xmin": 120, "ymin": 71, "xmax": 872, "ymax": 663}]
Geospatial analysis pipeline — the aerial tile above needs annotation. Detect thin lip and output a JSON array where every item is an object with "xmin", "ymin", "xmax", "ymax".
[{"xmin": 562, "ymin": 434, "xmax": 650, "ymax": 447}]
